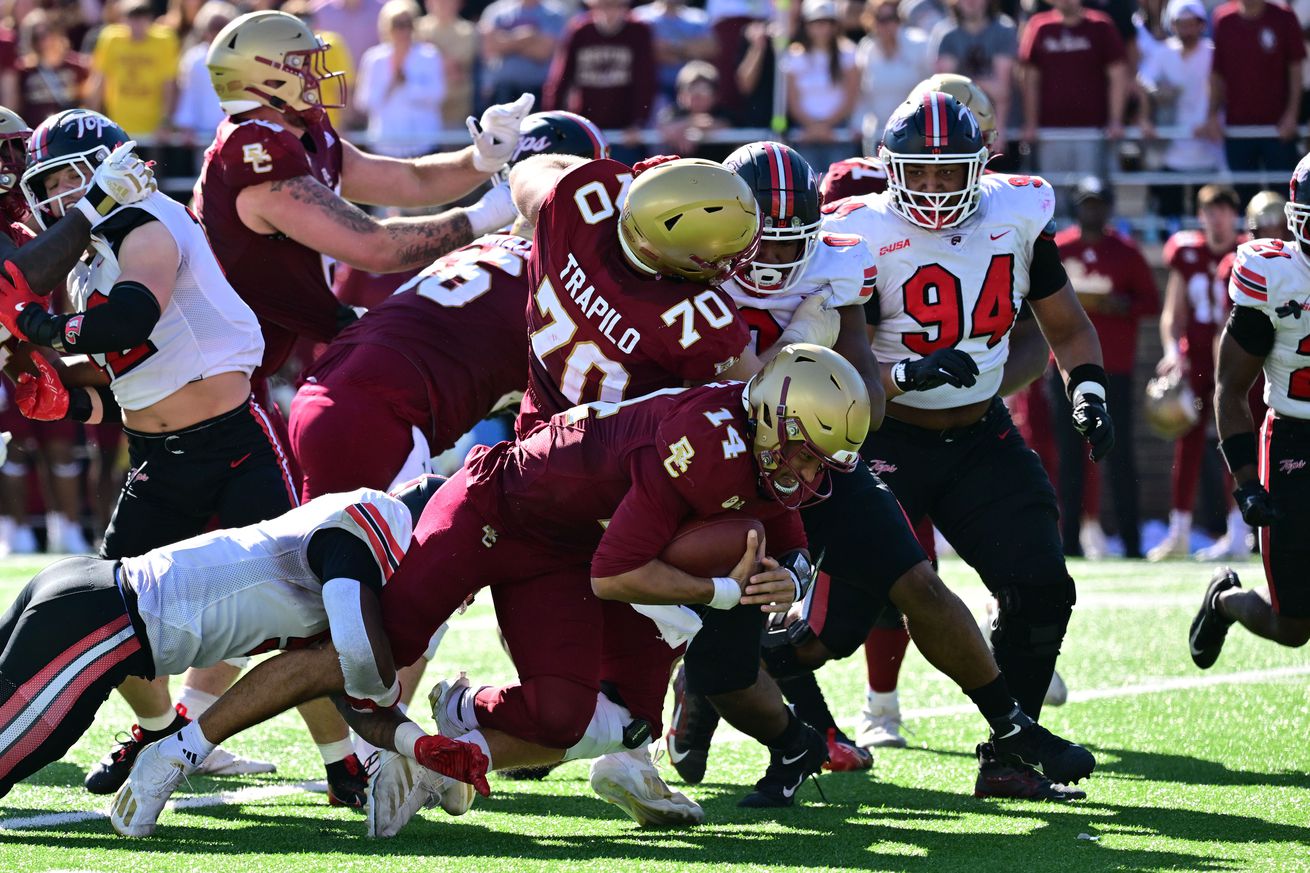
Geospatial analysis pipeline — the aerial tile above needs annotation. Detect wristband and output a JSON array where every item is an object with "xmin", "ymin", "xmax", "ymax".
[
  {"xmin": 891, "ymin": 360, "xmax": 909, "ymax": 391},
  {"xmin": 709, "ymin": 576, "xmax": 742, "ymax": 610},
  {"xmin": 1219, "ymin": 432, "xmax": 1259, "ymax": 474},
  {"xmin": 1066, "ymin": 363, "xmax": 1108, "ymax": 401}
]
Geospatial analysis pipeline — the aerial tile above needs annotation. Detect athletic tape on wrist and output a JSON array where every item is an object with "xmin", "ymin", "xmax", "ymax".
[{"xmin": 709, "ymin": 576, "xmax": 742, "ymax": 610}]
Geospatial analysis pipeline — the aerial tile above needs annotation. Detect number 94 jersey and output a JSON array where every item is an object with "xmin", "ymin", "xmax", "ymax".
[
  {"xmin": 518, "ymin": 159, "xmax": 750, "ymax": 436},
  {"xmin": 824, "ymin": 173, "xmax": 1056, "ymax": 410},
  {"xmin": 1228, "ymin": 238, "xmax": 1310, "ymax": 418}
]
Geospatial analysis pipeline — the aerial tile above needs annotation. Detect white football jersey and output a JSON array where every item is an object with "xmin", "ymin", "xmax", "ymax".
[
  {"xmin": 824, "ymin": 173, "xmax": 1056, "ymax": 409},
  {"xmin": 67, "ymin": 192, "xmax": 264, "ymax": 410},
  {"xmin": 120, "ymin": 488, "xmax": 412, "ymax": 678},
  {"xmin": 1228, "ymin": 238, "xmax": 1310, "ymax": 419},
  {"xmin": 722, "ymin": 230, "xmax": 877, "ymax": 354}
]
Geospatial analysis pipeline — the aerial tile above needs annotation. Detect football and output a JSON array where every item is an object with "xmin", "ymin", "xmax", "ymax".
[{"xmin": 660, "ymin": 513, "xmax": 765, "ymax": 578}]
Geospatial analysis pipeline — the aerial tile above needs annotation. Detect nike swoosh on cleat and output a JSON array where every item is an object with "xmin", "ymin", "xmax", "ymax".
[
  {"xmin": 667, "ymin": 740, "xmax": 690, "ymax": 764},
  {"xmin": 781, "ymin": 750, "xmax": 807, "ymax": 765},
  {"xmin": 781, "ymin": 776, "xmax": 804, "ymax": 798},
  {"xmin": 997, "ymin": 724, "xmax": 1022, "ymax": 739}
]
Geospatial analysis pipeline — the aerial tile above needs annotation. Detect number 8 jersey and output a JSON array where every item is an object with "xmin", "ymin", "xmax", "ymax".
[
  {"xmin": 67, "ymin": 192, "xmax": 264, "ymax": 410},
  {"xmin": 824, "ymin": 173, "xmax": 1057, "ymax": 409},
  {"xmin": 517, "ymin": 159, "xmax": 750, "ymax": 435}
]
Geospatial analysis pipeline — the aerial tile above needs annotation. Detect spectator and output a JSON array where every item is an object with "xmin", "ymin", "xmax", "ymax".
[
  {"xmin": 1203, "ymin": 0, "xmax": 1305, "ymax": 186},
  {"xmin": 356, "ymin": 0, "xmax": 445, "ymax": 155},
  {"xmin": 731, "ymin": 14, "xmax": 779, "ymax": 128},
  {"xmin": 417, "ymin": 0, "xmax": 477, "ymax": 128},
  {"xmin": 658, "ymin": 59, "xmax": 733, "ymax": 160},
  {"xmin": 87, "ymin": 0, "xmax": 180, "ymax": 138},
  {"xmin": 931, "ymin": 0, "xmax": 1018, "ymax": 156},
  {"xmin": 633, "ymin": 0, "xmax": 716, "ymax": 109},
  {"xmin": 162, "ymin": 0, "xmax": 206, "ymax": 45},
  {"xmin": 171, "ymin": 1, "xmax": 236, "ymax": 144},
  {"xmin": 1053, "ymin": 176, "xmax": 1158, "ymax": 559},
  {"xmin": 705, "ymin": 0, "xmax": 773, "ymax": 117},
  {"xmin": 0, "ymin": 18, "xmax": 18, "ymax": 110},
  {"xmin": 479, "ymin": 0, "xmax": 568, "ymax": 108},
  {"xmin": 1139, "ymin": 0, "xmax": 1224, "ymax": 216},
  {"xmin": 15, "ymin": 11, "xmax": 89, "ymax": 124},
  {"xmin": 1019, "ymin": 0, "xmax": 1128, "ymax": 184},
  {"xmin": 544, "ymin": 0, "xmax": 656, "ymax": 162},
  {"xmin": 1033, "ymin": 0, "xmax": 1138, "ymax": 41},
  {"xmin": 785, "ymin": 0, "xmax": 859, "ymax": 169},
  {"xmin": 901, "ymin": 0, "xmax": 949, "ymax": 31},
  {"xmin": 855, "ymin": 0, "xmax": 933, "ymax": 152},
  {"xmin": 309, "ymin": 0, "xmax": 386, "ymax": 69}
]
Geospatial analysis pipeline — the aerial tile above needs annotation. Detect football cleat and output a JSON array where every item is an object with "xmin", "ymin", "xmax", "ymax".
[
  {"xmin": 738, "ymin": 723, "xmax": 829, "ymax": 808},
  {"xmin": 590, "ymin": 747, "xmax": 705, "ymax": 828},
  {"xmin": 326, "ymin": 753, "xmax": 369, "ymax": 809},
  {"xmin": 366, "ymin": 752, "xmax": 433, "ymax": 838},
  {"xmin": 665, "ymin": 665, "xmax": 719, "ymax": 785},
  {"xmin": 109, "ymin": 741, "xmax": 189, "ymax": 837},
  {"xmin": 1147, "ymin": 529, "xmax": 1190, "ymax": 562},
  {"xmin": 85, "ymin": 707, "xmax": 189, "ymax": 795},
  {"xmin": 1193, "ymin": 532, "xmax": 1253, "ymax": 562},
  {"xmin": 824, "ymin": 728, "xmax": 873, "ymax": 772},
  {"xmin": 991, "ymin": 721, "xmax": 1095, "ymax": 786},
  {"xmin": 1190, "ymin": 567, "xmax": 1240, "ymax": 669},
  {"xmin": 428, "ymin": 673, "xmax": 473, "ymax": 738},
  {"xmin": 856, "ymin": 690, "xmax": 908, "ymax": 749},
  {"xmin": 973, "ymin": 742, "xmax": 1086, "ymax": 802}
]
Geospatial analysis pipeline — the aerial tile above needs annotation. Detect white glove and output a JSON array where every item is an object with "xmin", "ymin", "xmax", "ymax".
[
  {"xmin": 73, "ymin": 141, "xmax": 157, "ymax": 227},
  {"xmin": 463, "ymin": 181, "xmax": 518, "ymax": 235},
  {"xmin": 780, "ymin": 294, "xmax": 840, "ymax": 349},
  {"xmin": 467, "ymin": 92, "xmax": 535, "ymax": 174}
]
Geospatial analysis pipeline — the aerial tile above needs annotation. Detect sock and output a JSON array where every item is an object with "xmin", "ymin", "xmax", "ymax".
[
  {"xmin": 1169, "ymin": 509, "xmax": 1192, "ymax": 539},
  {"xmin": 166, "ymin": 719, "xmax": 216, "ymax": 772},
  {"xmin": 317, "ymin": 737, "xmax": 356, "ymax": 765},
  {"xmin": 864, "ymin": 627, "xmax": 911, "ymax": 692},
  {"xmin": 1225, "ymin": 507, "xmax": 1246, "ymax": 540},
  {"xmin": 458, "ymin": 684, "xmax": 486, "ymax": 732},
  {"xmin": 138, "ymin": 708, "xmax": 184, "ymax": 734},
  {"xmin": 964, "ymin": 673, "xmax": 1029, "ymax": 733},
  {"xmin": 865, "ymin": 688, "xmax": 900, "ymax": 712},
  {"xmin": 459, "ymin": 729, "xmax": 493, "ymax": 771},
  {"xmin": 776, "ymin": 673, "xmax": 838, "ymax": 734},
  {"xmin": 177, "ymin": 686, "xmax": 220, "ymax": 721},
  {"xmin": 766, "ymin": 708, "xmax": 804, "ymax": 753},
  {"xmin": 394, "ymin": 722, "xmax": 424, "ymax": 760}
]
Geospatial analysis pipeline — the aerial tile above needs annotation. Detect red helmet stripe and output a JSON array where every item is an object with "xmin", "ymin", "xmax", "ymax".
[
  {"xmin": 924, "ymin": 91, "xmax": 947, "ymax": 150},
  {"xmin": 765, "ymin": 143, "xmax": 783, "ymax": 219}
]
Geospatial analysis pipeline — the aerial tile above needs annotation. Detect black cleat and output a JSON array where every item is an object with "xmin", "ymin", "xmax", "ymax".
[
  {"xmin": 974, "ymin": 742, "xmax": 1086, "ymax": 802},
  {"xmin": 1190, "ymin": 567, "xmax": 1240, "ymax": 669},
  {"xmin": 738, "ymin": 724, "xmax": 829, "ymax": 808},
  {"xmin": 992, "ymin": 721, "xmax": 1095, "ymax": 785},
  {"xmin": 665, "ymin": 665, "xmax": 720, "ymax": 785},
  {"xmin": 85, "ymin": 709, "xmax": 189, "ymax": 795},
  {"xmin": 326, "ymin": 753, "xmax": 369, "ymax": 809}
]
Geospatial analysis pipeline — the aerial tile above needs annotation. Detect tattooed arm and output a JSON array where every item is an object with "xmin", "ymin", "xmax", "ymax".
[
  {"xmin": 339, "ymin": 140, "xmax": 488, "ymax": 208},
  {"xmin": 0, "ymin": 214, "xmax": 92, "ymax": 295},
  {"xmin": 235, "ymin": 174, "xmax": 474, "ymax": 273}
]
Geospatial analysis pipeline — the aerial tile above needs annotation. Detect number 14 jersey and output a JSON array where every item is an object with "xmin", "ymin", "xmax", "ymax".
[{"xmin": 824, "ymin": 173, "xmax": 1056, "ymax": 410}]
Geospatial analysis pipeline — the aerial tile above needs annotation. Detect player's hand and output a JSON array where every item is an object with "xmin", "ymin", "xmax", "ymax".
[
  {"xmin": 633, "ymin": 154, "xmax": 681, "ymax": 176},
  {"xmin": 780, "ymin": 294, "xmax": 840, "ymax": 348},
  {"xmin": 468, "ymin": 92, "xmax": 535, "ymax": 174},
  {"xmin": 0, "ymin": 260, "xmax": 44, "ymax": 340},
  {"xmin": 415, "ymin": 733, "xmax": 491, "ymax": 797},
  {"xmin": 741, "ymin": 555, "xmax": 804, "ymax": 613},
  {"xmin": 464, "ymin": 181, "xmax": 517, "ymax": 235},
  {"xmin": 1071, "ymin": 390, "xmax": 1115, "ymax": 462},
  {"xmin": 725, "ymin": 527, "xmax": 764, "ymax": 596},
  {"xmin": 1233, "ymin": 480, "xmax": 1282, "ymax": 527},
  {"xmin": 75, "ymin": 142, "xmax": 156, "ymax": 227},
  {"xmin": 15, "ymin": 350, "xmax": 70, "ymax": 421},
  {"xmin": 892, "ymin": 349, "xmax": 979, "ymax": 392}
]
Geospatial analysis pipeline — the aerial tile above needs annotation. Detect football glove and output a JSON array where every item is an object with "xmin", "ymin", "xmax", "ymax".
[
  {"xmin": 1071, "ymin": 389, "xmax": 1115, "ymax": 461},
  {"xmin": 73, "ymin": 142, "xmax": 157, "ymax": 227},
  {"xmin": 15, "ymin": 351, "xmax": 71, "ymax": 421},
  {"xmin": 467, "ymin": 93, "xmax": 535, "ymax": 174},
  {"xmin": 633, "ymin": 154, "xmax": 680, "ymax": 176},
  {"xmin": 464, "ymin": 181, "xmax": 517, "ymax": 236},
  {"xmin": 891, "ymin": 349, "xmax": 979, "ymax": 392},
  {"xmin": 0, "ymin": 260, "xmax": 44, "ymax": 341},
  {"xmin": 1233, "ymin": 480, "xmax": 1282, "ymax": 527},
  {"xmin": 778, "ymin": 294, "xmax": 840, "ymax": 349}
]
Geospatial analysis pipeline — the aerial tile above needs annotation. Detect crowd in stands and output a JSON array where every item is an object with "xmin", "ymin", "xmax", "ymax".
[{"xmin": 0, "ymin": 0, "xmax": 1300, "ymax": 559}]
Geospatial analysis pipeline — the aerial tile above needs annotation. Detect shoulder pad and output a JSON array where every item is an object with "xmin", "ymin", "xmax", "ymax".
[
  {"xmin": 654, "ymin": 394, "xmax": 749, "ymax": 505},
  {"xmin": 219, "ymin": 119, "xmax": 313, "ymax": 189}
]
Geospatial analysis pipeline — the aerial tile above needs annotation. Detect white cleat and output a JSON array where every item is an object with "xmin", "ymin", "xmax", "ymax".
[
  {"xmin": 195, "ymin": 746, "xmax": 277, "ymax": 776},
  {"xmin": 1193, "ymin": 533, "xmax": 1253, "ymax": 562},
  {"xmin": 366, "ymin": 751, "xmax": 474, "ymax": 838},
  {"xmin": 1044, "ymin": 669, "xmax": 1069, "ymax": 707},
  {"xmin": 1079, "ymin": 520, "xmax": 1109, "ymax": 560},
  {"xmin": 428, "ymin": 674, "xmax": 471, "ymax": 738},
  {"xmin": 1147, "ymin": 530, "xmax": 1190, "ymax": 561},
  {"xmin": 856, "ymin": 690, "xmax": 908, "ymax": 749},
  {"xmin": 109, "ymin": 742, "xmax": 188, "ymax": 837},
  {"xmin": 590, "ymin": 747, "xmax": 704, "ymax": 828}
]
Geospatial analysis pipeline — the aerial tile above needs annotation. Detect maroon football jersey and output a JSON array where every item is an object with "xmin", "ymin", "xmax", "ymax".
[
  {"xmin": 468, "ymin": 382, "xmax": 805, "ymax": 574},
  {"xmin": 309, "ymin": 234, "xmax": 531, "ymax": 453},
  {"xmin": 1163, "ymin": 229, "xmax": 1246, "ymax": 383},
  {"xmin": 517, "ymin": 159, "xmax": 751, "ymax": 435},
  {"xmin": 819, "ymin": 157, "xmax": 888, "ymax": 206},
  {"xmin": 193, "ymin": 111, "xmax": 345, "ymax": 384}
]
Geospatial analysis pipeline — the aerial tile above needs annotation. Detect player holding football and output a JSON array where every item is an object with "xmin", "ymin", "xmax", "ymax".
[{"xmin": 1190, "ymin": 154, "xmax": 1310, "ymax": 669}]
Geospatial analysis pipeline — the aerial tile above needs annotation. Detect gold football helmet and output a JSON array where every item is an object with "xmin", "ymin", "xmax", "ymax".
[
  {"xmin": 1246, "ymin": 190, "xmax": 1287, "ymax": 232},
  {"xmin": 1144, "ymin": 369, "xmax": 1200, "ymax": 440},
  {"xmin": 0, "ymin": 105, "xmax": 30, "ymax": 195},
  {"xmin": 909, "ymin": 73, "xmax": 998, "ymax": 150},
  {"xmin": 745, "ymin": 343, "xmax": 870, "ymax": 507},
  {"xmin": 618, "ymin": 158, "xmax": 761, "ymax": 283},
  {"xmin": 207, "ymin": 11, "xmax": 347, "ymax": 116}
]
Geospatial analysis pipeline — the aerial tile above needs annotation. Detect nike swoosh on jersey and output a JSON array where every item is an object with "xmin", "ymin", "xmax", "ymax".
[
  {"xmin": 990, "ymin": 231, "xmax": 1011, "ymax": 240},
  {"xmin": 230, "ymin": 453, "xmax": 252, "ymax": 468}
]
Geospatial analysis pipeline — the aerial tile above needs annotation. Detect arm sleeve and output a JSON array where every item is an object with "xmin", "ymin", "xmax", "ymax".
[
  {"xmin": 1227, "ymin": 304, "xmax": 1276, "ymax": 357},
  {"xmin": 18, "ymin": 280, "xmax": 161, "ymax": 354},
  {"xmin": 306, "ymin": 527, "xmax": 386, "ymax": 593},
  {"xmin": 591, "ymin": 450, "xmax": 691, "ymax": 578},
  {"xmin": 1027, "ymin": 227, "xmax": 1068, "ymax": 301}
]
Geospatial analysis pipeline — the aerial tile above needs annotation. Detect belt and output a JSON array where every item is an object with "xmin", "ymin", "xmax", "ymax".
[
  {"xmin": 877, "ymin": 397, "xmax": 1004, "ymax": 444},
  {"xmin": 123, "ymin": 398, "xmax": 251, "ymax": 455}
]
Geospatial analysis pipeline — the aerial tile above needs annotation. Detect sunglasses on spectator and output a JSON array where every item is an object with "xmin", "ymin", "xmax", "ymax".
[{"xmin": 392, "ymin": 17, "xmax": 414, "ymax": 28}]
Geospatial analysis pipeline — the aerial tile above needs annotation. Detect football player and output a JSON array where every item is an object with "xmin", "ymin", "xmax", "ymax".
[
  {"xmin": 664, "ymin": 142, "xmax": 1095, "ymax": 803},
  {"xmin": 1150, "ymin": 184, "xmax": 1247, "ymax": 561},
  {"xmin": 1189, "ymin": 155, "xmax": 1310, "ymax": 669},
  {"xmin": 822, "ymin": 93, "xmax": 1113, "ymax": 791}
]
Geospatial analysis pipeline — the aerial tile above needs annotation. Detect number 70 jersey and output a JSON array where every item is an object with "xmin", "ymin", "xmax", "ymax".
[
  {"xmin": 517, "ymin": 159, "xmax": 751, "ymax": 436},
  {"xmin": 823, "ymin": 173, "xmax": 1056, "ymax": 409}
]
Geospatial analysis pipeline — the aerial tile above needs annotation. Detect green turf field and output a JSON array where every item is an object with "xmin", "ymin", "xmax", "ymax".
[{"xmin": 0, "ymin": 554, "xmax": 1306, "ymax": 873}]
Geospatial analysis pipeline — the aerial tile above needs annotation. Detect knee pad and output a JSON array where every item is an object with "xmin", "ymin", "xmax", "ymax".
[
  {"xmin": 991, "ymin": 575, "xmax": 1077, "ymax": 658},
  {"xmin": 561, "ymin": 693, "xmax": 636, "ymax": 762}
]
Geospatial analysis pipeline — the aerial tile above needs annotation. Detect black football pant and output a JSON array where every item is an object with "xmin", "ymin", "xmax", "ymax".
[
  {"xmin": 0, "ymin": 558, "xmax": 153, "ymax": 798},
  {"xmin": 101, "ymin": 397, "xmax": 298, "ymax": 560},
  {"xmin": 1257, "ymin": 412, "xmax": 1310, "ymax": 618}
]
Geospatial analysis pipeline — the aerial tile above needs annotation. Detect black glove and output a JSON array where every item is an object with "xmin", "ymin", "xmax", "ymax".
[
  {"xmin": 1071, "ymin": 392, "xmax": 1115, "ymax": 461},
  {"xmin": 1233, "ymin": 480, "xmax": 1282, "ymax": 527},
  {"xmin": 892, "ymin": 349, "xmax": 979, "ymax": 392}
]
